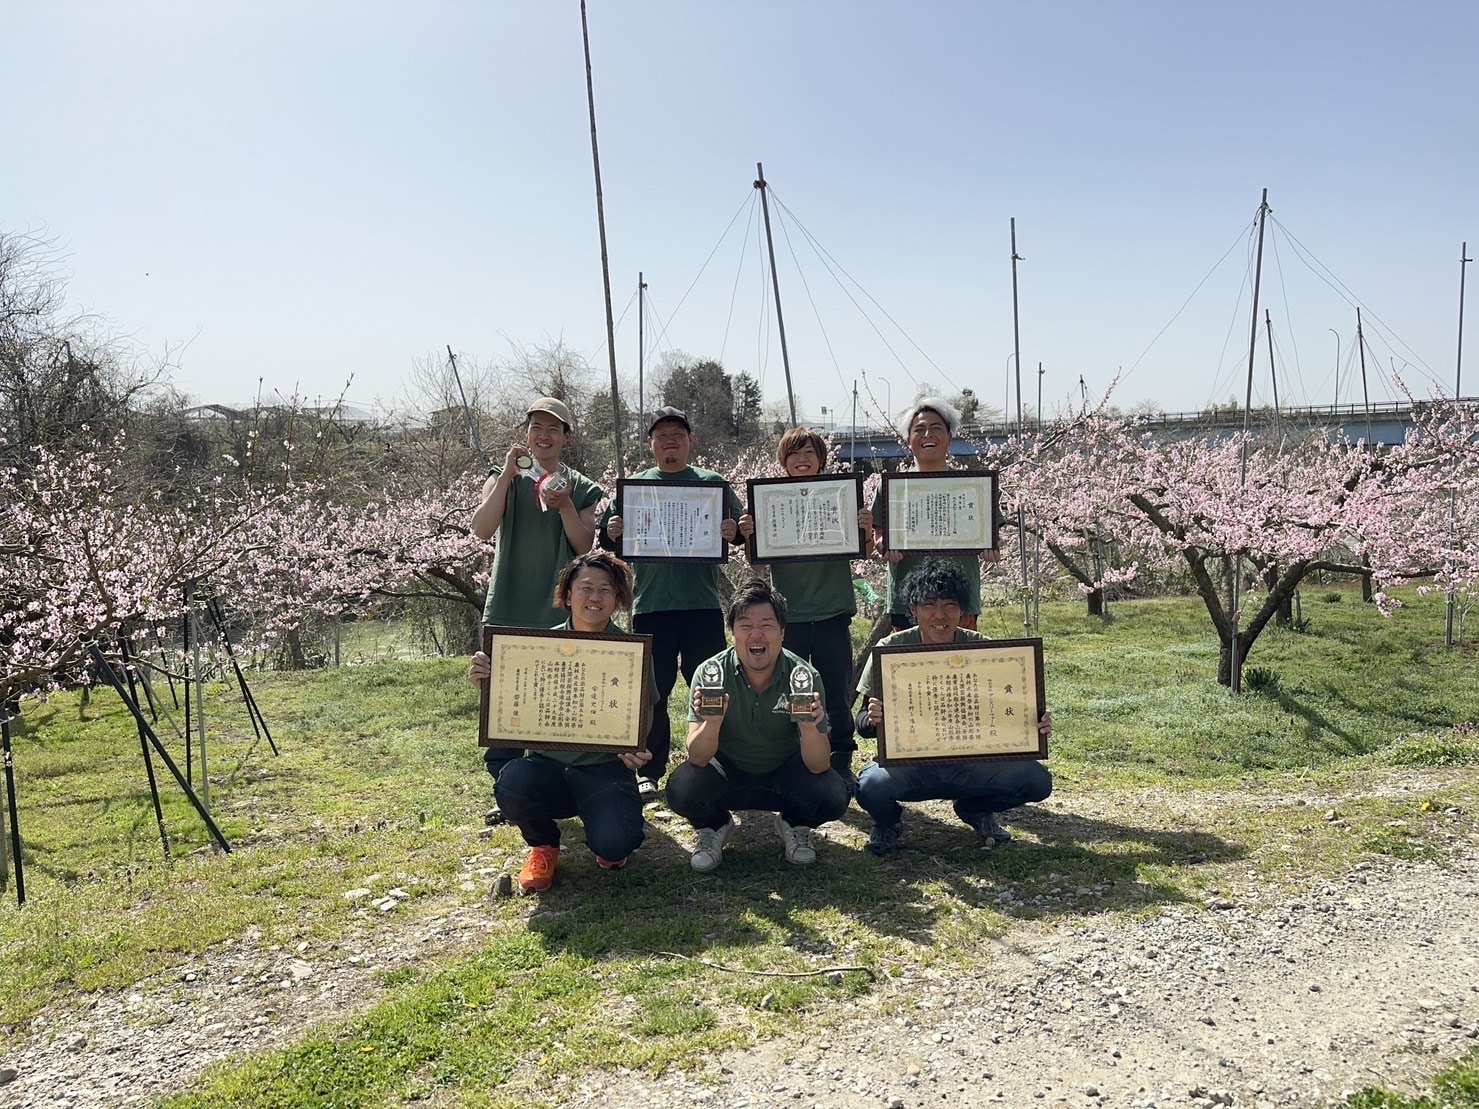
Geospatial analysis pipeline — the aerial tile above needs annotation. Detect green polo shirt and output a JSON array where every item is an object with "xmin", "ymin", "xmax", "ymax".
[
  {"xmin": 482, "ymin": 463, "xmax": 604, "ymax": 627},
  {"xmin": 535, "ymin": 618, "xmax": 661, "ymax": 768},
  {"xmin": 687, "ymin": 647, "xmax": 828, "ymax": 775},
  {"xmin": 857, "ymin": 626, "xmax": 990, "ymax": 702},
  {"xmin": 599, "ymin": 465, "xmax": 743, "ymax": 615},
  {"xmin": 769, "ymin": 559, "xmax": 856, "ymax": 623},
  {"xmin": 869, "ymin": 485, "xmax": 983, "ymax": 617}
]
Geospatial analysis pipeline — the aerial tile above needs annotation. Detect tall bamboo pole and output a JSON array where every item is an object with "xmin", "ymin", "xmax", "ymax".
[
  {"xmin": 754, "ymin": 163, "xmax": 797, "ymax": 425},
  {"xmin": 579, "ymin": 0, "xmax": 624, "ymax": 476}
]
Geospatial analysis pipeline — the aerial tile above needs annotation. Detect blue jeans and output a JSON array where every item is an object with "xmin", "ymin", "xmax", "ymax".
[
  {"xmin": 494, "ymin": 754, "xmax": 646, "ymax": 861},
  {"xmin": 855, "ymin": 758, "xmax": 1052, "ymax": 827},
  {"xmin": 666, "ymin": 752, "xmax": 850, "ymax": 831}
]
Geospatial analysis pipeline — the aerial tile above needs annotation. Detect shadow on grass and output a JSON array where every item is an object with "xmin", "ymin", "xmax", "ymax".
[{"xmin": 521, "ymin": 800, "xmax": 1245, "ymax": 965}]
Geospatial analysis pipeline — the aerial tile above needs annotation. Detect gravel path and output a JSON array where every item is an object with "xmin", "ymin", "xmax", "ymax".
[{"xmin": 3, "ymin": 781, "xmax": 1476, "ymax": 1109}]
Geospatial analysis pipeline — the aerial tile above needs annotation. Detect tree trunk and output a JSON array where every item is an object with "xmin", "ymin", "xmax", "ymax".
[
  {"xmin": 851, "ymin": 609, "xmax": 895, "ymax": 691},
  {"xmin": 1262, "ymin": 565, "xmax": 1294, "ymax": 623},
  {"xmin": 1085, "ymin": 589, "xmax": 1104, "ymax": 617},
  {"xmin": 1216, "ymin": 629, "xmax": 1252, "ymax": 688}
]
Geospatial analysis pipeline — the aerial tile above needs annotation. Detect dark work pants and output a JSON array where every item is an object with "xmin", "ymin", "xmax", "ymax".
[
  {"xmin": 782, "ymin": 613, "xmax": 857, "ymax": 756},
  {"xmin": 666, "ymin": 751, "xmax": 850, "ymax": 831},
  {"xmin": 494, "ymin": 754, "xmax": 646, "ymax": 861},
  {"xmin": 632, "ymin": 608, "xmax": 727, "ymax": 783}
]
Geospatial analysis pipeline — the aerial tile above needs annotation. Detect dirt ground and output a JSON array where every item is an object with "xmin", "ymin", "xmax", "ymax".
[{"xmin": 3, "ymin": 770, "xmax": 1476, "ymax": 1109}]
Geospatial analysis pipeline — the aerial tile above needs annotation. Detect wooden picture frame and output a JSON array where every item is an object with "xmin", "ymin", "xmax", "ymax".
[
  {"xmin": 615, "ymin": 479, "xmax": 729, "ymax": 563},
  {"xmin": 879, "ymin": 469, "xmax": 999, "ymax": 556},
  {"xmin": 478, "ymin": 626, "xmax": 652, "ymax": 754},
  {"xmin": 873, "ymin": 637, "xmax": 1046, "ymax": 765},
  {"xmin": 745, "ymin": 473, "xmax": 867, "ymax": 564}
]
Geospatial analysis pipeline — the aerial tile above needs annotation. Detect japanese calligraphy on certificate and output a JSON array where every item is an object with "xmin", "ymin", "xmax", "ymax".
[
  {"xmin": 874, "ymin": 638, "xmax": 1045, "ymax": 764},
  {"xmin": 880, "ymin": 470, "xmax": 998, "ymax": 555},
  {"xmin": 616, "ymin": 480, "xmax": 729, "ymax": 562},
  {"xmin": 745, "ymin": 473, "xmax": 866, "ymax": 564},
  {"xmin": 479, "ymin": 627, "xmax": 652, "ymax": 753}
]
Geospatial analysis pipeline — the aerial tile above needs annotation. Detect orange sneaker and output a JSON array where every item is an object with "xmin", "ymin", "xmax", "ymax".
[
  {"xmin": 596, "ymin": 855, "xmax": 627, "ymax": 871},
  {"xmin": 517, "ymin": 845, "xmax": 559, "ymax": 893}
]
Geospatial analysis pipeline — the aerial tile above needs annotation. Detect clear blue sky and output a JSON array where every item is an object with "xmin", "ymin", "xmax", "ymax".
[{"xmin": 7, "ymin": 1, "xmax": 1476, "ymax": 427}]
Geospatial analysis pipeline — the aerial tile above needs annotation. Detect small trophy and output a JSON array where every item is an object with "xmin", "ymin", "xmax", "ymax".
[
  {"xmin": 787, "ymin": 666, "xmax": 816, "ymax": 721},
  {"xmin": 696, "ymin": 660, "xmax": 726, "ymax": 716}
]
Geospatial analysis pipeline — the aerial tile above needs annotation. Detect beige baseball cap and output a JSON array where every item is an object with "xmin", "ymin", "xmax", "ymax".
[{"xmin": 527, "ymin": 397, "xmax": 574, "ymax": 429}]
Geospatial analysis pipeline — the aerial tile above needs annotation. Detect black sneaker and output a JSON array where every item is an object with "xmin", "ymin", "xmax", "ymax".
[
  {"xmin": 485, "ymin": 804, "xmax": 507, "ymax": 827},
  {"xmin": 866, "ymin": 821, "xmax": 903, "ymax": 857},
  {"xmin": 971, "ymin": 812, "xmax": 1012, "ymax": 848}
]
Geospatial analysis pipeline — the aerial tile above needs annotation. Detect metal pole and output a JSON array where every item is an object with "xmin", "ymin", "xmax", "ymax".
[
  {"xmin": 1328, "ymin": 328, "xmax": 1340, "ymax": 411},
  {"xmin": 191, "ymin": 600, "xmax": 209, "ymax": 808},
  {"xmin": 579, "ymin": 0, "xmax": 625, "ymax": 477},
  {"xmin": 85, "ymin": 643, "xmax": 231, "ymax": 854},
  {"xmin": 1034, "ymin": 360, "xmax": 1045, "ymax": 628},
  {"xmin": 182, "ymin": 583, "xmax": 193, "ymax": 784},
  {"xmin": 1009, "ymin": 218, "xmax": 1031, "ymax": 631},
  {"xmin": 1445, "ymin": 242, "xmax": 1471, "ymax": 647},
  {"xmin": 754, "ymin": 162, "xmax": 797, "ymax": 425},
  {"xmin": 1356, "ymin": 308, "xmax": 1372, "ymax": 442},
  {"xmin": 1, "ymin": 702, "xmax": 24, "ymax": 905},
  {"xmin": 1265, "ymin": 310, "xmax": 1281, "ymax": 437}
]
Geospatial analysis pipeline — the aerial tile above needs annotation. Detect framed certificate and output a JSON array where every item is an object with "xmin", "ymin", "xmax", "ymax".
[
  {"xmin": 478, "ymin": 626, "xmax": 652, "ymax": 753},
  {"xmin": 879, "ymin": 470, "xmax": 998, "ymax": 555},
  {"xmin": 616, "ymin": 479, "xmax": 729, "ymax": 562},
  {"xmin": 745, "ymin": 473, "xmax": 867, "ymax": 564},
  {"xmin": 874, "ymin": 637, "xmax": 1045, "ymax": 764}
]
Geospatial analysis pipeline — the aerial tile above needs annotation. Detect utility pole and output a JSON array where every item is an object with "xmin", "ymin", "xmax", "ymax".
[
  {"xmin": 1445, "ymin": 242, "xmax": 1471, "ymax": 646},
  {"xmin": 637, "ymin": 272, "xmax": 647, "ymax": 441},
  {"xmin": 1231, "ymin": 189, "xmax": 1270, "ymax": 693},
  {"xmin": 754, "ymin": 163, "xmax": 797, "ymax": 425}
]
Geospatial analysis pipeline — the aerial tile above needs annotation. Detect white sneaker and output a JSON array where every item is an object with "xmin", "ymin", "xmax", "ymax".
[
  {"xmin": 774, "ymin": 813, "xmax": 816, "ymax": 865},
  {"xmin": 690, "ymin": 819, "xmax": 734, "ymax": 873}
]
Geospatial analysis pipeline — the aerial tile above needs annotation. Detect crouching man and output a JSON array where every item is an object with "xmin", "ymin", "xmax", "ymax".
[
  {"xmin": 667, "ymin": 579, "xmax": 850, "ymax": 872},
  {"xmin": 855, "ymin": 558, "xmax": 1054, "ymax": 857}
]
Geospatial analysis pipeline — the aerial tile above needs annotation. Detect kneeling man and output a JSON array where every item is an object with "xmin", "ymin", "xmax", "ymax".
[
  {"xmin": 856, "ymin": 559, "xmax": 1053, "ymax": 856},
  {"xmin": 668, "ymin": 579, "xmax": 850, "ymax": 872}
]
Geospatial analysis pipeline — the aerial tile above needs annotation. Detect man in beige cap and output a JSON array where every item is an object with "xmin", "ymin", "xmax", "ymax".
[
  {"xmin": 472, "ymin": 397, "xmax": 605, "ymax": 820},
  {"xmin": 472, "ymin": 397, "xmax": 604, "ymax": 627}
]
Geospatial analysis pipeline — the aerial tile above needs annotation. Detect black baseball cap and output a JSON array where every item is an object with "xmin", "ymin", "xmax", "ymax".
[{"xmin": 646, "ymin": 406, "xmax": 692, "ymax": 435}]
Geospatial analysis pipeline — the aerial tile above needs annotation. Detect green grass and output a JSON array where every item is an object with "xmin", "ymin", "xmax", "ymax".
[
  {"xmin": 1, "ymin": 588, "xmax": 1477, "ymax": 1105},
  {"xmin": 1347, "ymin": 1047, "xmax": 1479, "ymax": 1107}
]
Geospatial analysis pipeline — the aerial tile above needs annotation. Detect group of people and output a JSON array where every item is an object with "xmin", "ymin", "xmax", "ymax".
[{"xmin": 469, "ymin": 396, "xmax": 1053, "ymax": 893}]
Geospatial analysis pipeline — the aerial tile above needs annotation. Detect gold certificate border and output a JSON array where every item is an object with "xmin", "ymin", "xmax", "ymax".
[
  {"xmin": 615, "ymin": 479, "xmax": 730, "ymax": 563},
  {"xmin": 881, "ymin": 469, "xmax": 999, "ymax": 555},
  {"xmin": 478, "ymin": 626, "xmax": 652, "ymax": 754},
  {"xmin": 875, "ymin": 637, "xmax": 1045, "ymax": 764},
  {"xmin": 745, "ymin": 473, "xmax": 866, "ymax": 564}
]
